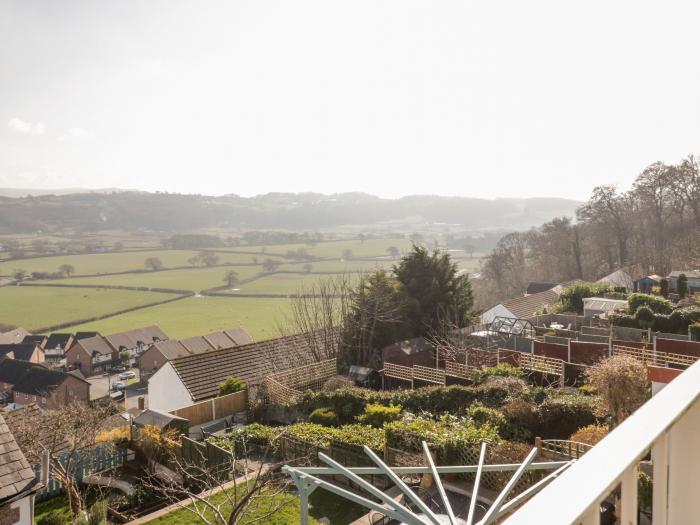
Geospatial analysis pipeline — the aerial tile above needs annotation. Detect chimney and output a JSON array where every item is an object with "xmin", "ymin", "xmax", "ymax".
[{"xmin": 40, "ymin": 451, "xmax": 50, "ymax": 485}]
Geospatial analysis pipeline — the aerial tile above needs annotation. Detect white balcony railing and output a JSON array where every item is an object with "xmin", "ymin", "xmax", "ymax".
[{"xmin": 503, "ymin": 358, "xmax": 700, "ymax": 524}]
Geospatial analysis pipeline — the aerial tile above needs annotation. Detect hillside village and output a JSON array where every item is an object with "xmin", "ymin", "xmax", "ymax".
[{"xmin": 0, "ymin": 239, "xmax": 699, "ymax": 524}]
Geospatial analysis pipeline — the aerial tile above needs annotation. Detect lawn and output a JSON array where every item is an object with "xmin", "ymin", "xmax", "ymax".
[
  {"xmin": 43, "ymin": 266, "xmax": 265, "ymax": 292},
  {"xmin": 0, "ymin": 286, "xmax": 174, "ymax": 332},
  {"xmin": 145, "ymin": 487, "xmax": 365, "ymax": 525},
  {"xmin": 0, "ymin": 250, "xmax": 283, "ymax": 277},
  {"xmin": 64, "ymin": 296, "xmax": 293, "ymax": 340}
]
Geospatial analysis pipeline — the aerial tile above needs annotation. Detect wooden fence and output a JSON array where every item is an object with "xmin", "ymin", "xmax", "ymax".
[
  {"xmin": 613, "ymin": 345, "xmax": 699, "ymax": 369},
  {"xmin": 171, "ymin": 390, "xmax": 248, "ymax": 427},
  {"xmin": 265, "ymin": 359, "xmax": 337, "ymax": 404}
]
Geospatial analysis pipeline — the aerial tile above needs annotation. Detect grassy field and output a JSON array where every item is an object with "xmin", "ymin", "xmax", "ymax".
[
  {"xmin": 64, "ymin": 296, "xmax": 292, "ymax": 340},
  {"xmin": 0, "ymin": 250, "xmax": 284, "ymax": 277},
  {"xmin": 0, "ymin": 286, "xmax": 173, "ymax": 332},
  {"xmin": 224, "ymin": 238, "xmax": 415, "ymax": 258},
  {"xmin": 43, "ymin": 265, "xmax": 265, "ymax": 291}
]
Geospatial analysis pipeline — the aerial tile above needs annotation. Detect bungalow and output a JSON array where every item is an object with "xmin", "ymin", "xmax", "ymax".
[
  {"xmin": 137, "ymin": 327, "xmax": 253, "ymax": 381},
  {"xmin": 65, "ymin": 335, "xmax": 116, "ymax": 376},
  {"xmin": 148, "ymin": 331, "xmax": 330, "ymax": 412},
  {"xmin": 668, "ymin": 270, "xmax": 700, "ymax": 294},
  {"xmin": 480, "ymin": 288, "xmax": 562, "ymax": 325},
  {"xmin": 0, "ymin": 415, "xmax": 40, "ymax": 525},
  {"xmin": 0, "ymin": 344, "xmax": 44, "ymax": 363}
]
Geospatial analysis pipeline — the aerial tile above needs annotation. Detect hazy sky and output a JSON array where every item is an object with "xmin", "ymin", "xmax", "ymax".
[{"xmin": 1, "ymin": 1, "xmax": 699, "ymax": 199}]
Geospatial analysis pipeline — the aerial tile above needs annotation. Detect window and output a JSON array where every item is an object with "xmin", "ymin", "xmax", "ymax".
[
  {"xmin": 41, "ymin": 397, "xmax": 46, "ymax": 404},
  {"xmin": 32, "ymin": 396, "xmax": 36, "ymax": 401}
]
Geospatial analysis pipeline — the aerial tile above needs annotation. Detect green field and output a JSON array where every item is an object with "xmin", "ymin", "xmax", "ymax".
[
  {"xmin": 64, "ymin": 296, "xmax": 293, "ymax": 340},
  {"xmin": 0, "ymin": 286, "xmax": 172, "ymax": 332},
  {"xmin": 43, "ymin": 265, "xmax": 266, "ymax": 291},
  {"xmin": 0, "ymin": 250, "xmax": 284, "ymax": 277},
  {"xmin": 224, "ymin": 238, "xmax": 414, "ymax": 258}
]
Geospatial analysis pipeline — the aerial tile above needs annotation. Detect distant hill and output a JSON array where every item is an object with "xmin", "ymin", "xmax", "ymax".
[
  {"xmin": 0, "ymin": 190, "xmax": 581, "ymax": 234},
  {"xmin": 0, "ymin": 187, "xmax": 131, "ymax": 198}
]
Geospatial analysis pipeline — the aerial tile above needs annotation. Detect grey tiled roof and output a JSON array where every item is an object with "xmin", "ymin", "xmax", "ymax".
[
  {"xmin": 223, "ymin": 328, "xmax": 254, "ymax": 346},
  {"xmin": 170, "ymin": 332, "xmax": 333, "ymax": 401},
  {"xmin": 179, "ymin": 336, "xmax": 212, "ymax": 354},
  {"xmin": 0, "ymin": 415, "xmax": 37, "ymax": 501},
  {"xmin": 105, "ymin": 325, "xmax": 168, "ymax": 351}
]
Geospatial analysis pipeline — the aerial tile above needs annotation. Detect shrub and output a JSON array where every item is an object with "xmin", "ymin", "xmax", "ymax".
[
  {"xmin": 467, "ymin": 404, "xmax": 506, "ymax": 431},
  {"xmin": 634, "ymin": 306, "xmax": 655, "ymax": 328},
  {"xmin": 211, "ymin": 423, "xmax": 282, "ymax": 454},
  {"xmin": 638, "ymin": 472, "xmax": 653, "ymax": 512},
  {"xmin": 322, "ymin": 376, "xmax": 355, "ymax": 392},
  {"xmin": 385, "ymin": 414, "xmax": 499, "ymax": 452},
  {"xmin": 309, "ymin": 407, "xmax": 338, "ymax": 427},
  {"xmin": 481, "ymin": 376, "xmax": 528, "ymax": 396},
  {"xmin": 557, "ymin": 283, "xmax": 612, "ymax": 314},
  {"xmin": 570, "ymin": 424, "xmax": 609, "ymax": 445},
  {"xmin": 677, "ymin": 274, "xmax": 688, "ymax": 299},
  {"xmin": 471, "ymin": 363, "xmax": 525, "ymax": 385},
  {"xmin": 537, "ymin": 394, "xmax": 598, "ymax": 439},
  {"xmin": 356, "ymin": 403, "xmax": 402, "ymax": 427},
  {"xmin": 610, "ymin": 313, "xmax": 638, "ymax": 328},
  {"xmin": 218, "ymin": 376, "xmax": 246, "ymax": 396},
  {"xmin": 501, "ymin": 399, "xmax": 539, "ymax": 441},
  {"xmin": 690, "ymin": 322, "xmax": 700, "ymax": 341},
  {"xmin": 586, "ymin": 355, "xmax": 649, "ymax": 426},
  {"xmin": 628, "ymin": 293, "xmax": 673, "ymax": 315}
]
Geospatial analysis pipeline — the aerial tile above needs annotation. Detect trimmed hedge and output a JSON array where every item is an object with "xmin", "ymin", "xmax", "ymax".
[
  {"xmin": 309, "ymin": 407, "xmax": 338, "ymax": 427},
  {"xmin": 356, "ymin": 403, "xmax": 402, "ymax": 427}
]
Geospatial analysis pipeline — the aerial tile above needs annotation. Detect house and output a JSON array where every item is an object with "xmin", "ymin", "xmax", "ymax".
[
  {"xmin": 668, "ymin": 270, "xmax": 700, "ymax": 294},
  {"xmin": 0, "ymin": 414, "xmax": 40, "ymax": 525},
  {"xmin": 20, "ymin": 336, "xmax": 46, "ymax": 350},
  {"xmin": 0, "ymin": 344, "xmax": 44, "ymax": 363},
  {"xmin": 0, "ymin": 328, "xmax": 30, "ymax": 345},
  {"xmin": 104, "ymin": 326, "xmax": 168, "ymax": 360},
  {"xmin": 597, "ymin": 269, "xmax": 635, "ymax": 293},
  {"xmin": 0, "ymin": 358, "xmax": 89, "ymax": 408},
  {"xmin": 74, "ymin": 331, "xmax": 100, "ymax": 341},
  {"xmin": 65, "ymin": 335, "xmax": 116, "ymax": 376},
  {"xmin": 480, "ymin": 288, "xmax": 562, "ymax": 325},
  {"xmin": 582, "ymin": 297, "xmax": 628, "ymax": 318},
  {"xmin": 148, "ymin": 331, "xmax": 331, "ymax": 412},
  {"xmin": 525, "ymin": 282, "xmax": 556, "ymax": 295},
  {"xmin": 137, "ymin": 327, "xmax": 253, "ymax": 380},
  {"xmin": 43, "ymin": 333, "xmax": 74, "ymax": 367}
]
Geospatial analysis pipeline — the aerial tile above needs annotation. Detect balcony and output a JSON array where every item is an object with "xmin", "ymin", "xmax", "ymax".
[{"xmin": 503, "ymin": 357, "xmax": 700, "ymax": 524}]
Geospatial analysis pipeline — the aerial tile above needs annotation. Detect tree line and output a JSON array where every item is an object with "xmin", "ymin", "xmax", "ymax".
[{"xmin": 477, "ymin": 155, "xmax": 700, "ymax": 308}]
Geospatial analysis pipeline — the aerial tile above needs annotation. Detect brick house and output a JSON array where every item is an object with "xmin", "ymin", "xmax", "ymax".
[
  {"xmin": 0, "ymin": 344, "xmax": 44, "ymax": 364},
  {"xmin": 65, "ymin": 335, "xmax": 116, "ymax": 376},
  {"xmin": 12, "ymin": 366, "xmax": 90, "ymax": 409}
]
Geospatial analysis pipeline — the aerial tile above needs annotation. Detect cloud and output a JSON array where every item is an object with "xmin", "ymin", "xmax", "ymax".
[
  {"xmin": 8, "ymin": 117, "xmax": 45, "ymax": 135},
  {"xmin": 60, "ymin": 127, "xmax": 93, "ymax": 141}
]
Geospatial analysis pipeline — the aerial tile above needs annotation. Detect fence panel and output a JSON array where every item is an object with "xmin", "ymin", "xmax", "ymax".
[{"xmin": 412, "ymin": 365, "xmax": 446, "ymax": 385}]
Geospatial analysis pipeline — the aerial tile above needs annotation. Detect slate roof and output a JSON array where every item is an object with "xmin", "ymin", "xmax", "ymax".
[
  {"xmin": 223, "ymin": 328, "xmax": 254, "ymax": 346},
  {"xmin": 0, "ymin": 358, "xmax": 85, "ymax": 395},
  {"xmin": 0, "ymin": 344, "xmax": 39, "ymax": 362},
  {"xmin": 179, "ymin": 336, "xmax": 213, "ymax": 354},
  {"xmin": 669, "ymin": 270, "xmax": 700, "ymax": 279},
  {"xmin": 169, "ymin": 332, "xmax": 332, "ymax": 402},
  {"xmin": 501, "ymin": 288, "xmax": 562, "ymax": 319},
  {"xmin": 149, "ymin": 340, "xmax": 190, "ymax": 360},
  {"xmin": 0, "ymin": 359, "xmax": 36, "ymax": 385},
  {"xmin": 525, "ymin": 282, "xmax": 556, "ymax": 295},
  {"xmin": 105, "ymin": 326, "xmax": 168, "ymax": 351},
  {"xmin": 597, "ymin": 269, "xmax": 635, "ymax": 291},
  {"xmin": 0, "ymin": 328, "xmax": 30, "ymax": 345},
  {"xmin": 45, "ymin": 333, "xmax": 73, "ymax": 350},
  {"xmin": 0, "ymin": 414, "xmax": 37, "ymax": 501},
  {"xmin": 74, "ymin": 335, "xmax": 114, "ymax": 357},
  {"xmin": 21, "ymin": 335, "xmax": 46, "ymax": 347},
  {"xmin": 74, "ymin": 331, "xmax": 100, "ymax": 340}
]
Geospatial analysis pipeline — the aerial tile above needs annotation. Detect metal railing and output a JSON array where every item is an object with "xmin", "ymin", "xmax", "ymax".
[{"xmin": 503, "ymin": 358, "xmax": 700, "ymax": 524}]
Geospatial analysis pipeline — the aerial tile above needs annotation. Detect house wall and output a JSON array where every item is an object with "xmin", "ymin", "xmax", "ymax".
[
  {"xmin": 0, "ymin": 493, "xmax": 34, "ymax": 525},
  {"xmin": 148, "ymin": 362, "xmax": 192, "ymax": 412},
  {"xmin": 137, "ymin": 347, "xmax": 168, "ymax": 380},
  {"xmin": 65, "ymin": 345, "xmax": 94, "ymax": 375},
  {"xmin": 480, "ymin": 304, "xmax": 514, "ymax": 325},
  {"xmin": 29, "ymin": 347, "xmax": 44, "ymax": 364}
]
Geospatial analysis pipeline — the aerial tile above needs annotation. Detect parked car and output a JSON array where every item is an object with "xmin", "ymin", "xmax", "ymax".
[
  {"xmin": 119, "ymin": 371, "xmax": 136, "ymax": 381},
  {"xmin": 111, "ymin": 365, "xmax": 126, "ymax": 373},
  {"xmin": 112, "ymin": 381, "xmax": 126, "ymax": 391}
]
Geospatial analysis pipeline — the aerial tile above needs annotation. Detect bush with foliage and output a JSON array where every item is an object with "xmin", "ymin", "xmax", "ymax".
[
  {"xmin": 634, "ymin": 306, "xmax": 655, "ymax": 328},
  {"xmin": 38, "ymin": 513, "xmax": 68, "ymax": 525},
  {"xmin": 537, "ymin": 394, "xmax": 598, "ymax": 439},
  {"xmin": 356, "ymin": 403, "xmax": 402, "ymax": 427},
  {"xmin": 309, "ymin": 407, "xmax": 338, "ymax": 427},
  {"xmin": 556, "ymin": 283, "xmax": 612, "ymax": 314},
  {"xmin": 638, "ymin": 472, "xmax": 653, "ymax": 512},
  {"xmin": 467, "ymin": 403, "xmax": 506, "ymax": 431},
  {"xmin": 471, "ymin": 363, "xmax": 524, "ymax": 385},
  {"xmin": 385, "ymin": 414, "xmax": 499, "ymax": 452},
  {"xmin": 677, "ymin": 274, "xmax": 688, "ymax": 299},
  {"xmin": 218, "ymin": 376, "xmax": 246, "ymax": 396},
  {"xmin": 569, "ymin": 424, "xmax": 609, "ymax": 446},
  {"xmin": 627, "ymin": 293, "xmax": 673, "ymax": 315},
  {"xmin": 586, "ymin": 355, "xmax": 649, "ymax": 426},
  {"xmin": 500, "ymin": 399, "xmax": 539, "ymax": 441},
  {"xmin": 690, "ymin": 322, "xmax": 700, "ymax": 341}
]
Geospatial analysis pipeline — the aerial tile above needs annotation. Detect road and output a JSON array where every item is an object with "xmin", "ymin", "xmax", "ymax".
[{"xmin": 87, "ymin": 369, "xmax": 147, "ymax": 410}]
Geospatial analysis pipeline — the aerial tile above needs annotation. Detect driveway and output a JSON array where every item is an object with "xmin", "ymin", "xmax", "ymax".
[{"xmin": 88, "ymin": 369, "xmax": 147, "ymax": 410}]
